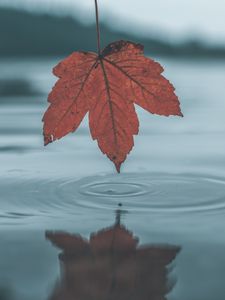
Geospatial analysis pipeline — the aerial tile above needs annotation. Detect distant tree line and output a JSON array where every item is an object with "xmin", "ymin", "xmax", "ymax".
[{"xmin": 1, "ymin": 7, "xmax": 225, "ymax": 58}]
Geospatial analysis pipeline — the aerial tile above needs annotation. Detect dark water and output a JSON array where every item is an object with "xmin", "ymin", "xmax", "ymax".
[{"xmin": 0, "ymin": 57, "xmax": 225, "ymax": 300}]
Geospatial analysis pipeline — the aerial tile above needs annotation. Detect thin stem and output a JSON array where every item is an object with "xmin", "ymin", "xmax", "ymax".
[{"xmin": 94, "ymin": 0, "xmax": 101, "ymax": 55}]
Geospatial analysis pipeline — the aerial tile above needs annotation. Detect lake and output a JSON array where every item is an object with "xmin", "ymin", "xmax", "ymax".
[{"xmin": 0, "ymin": 57, "xmax": 225, "ymax": 300}]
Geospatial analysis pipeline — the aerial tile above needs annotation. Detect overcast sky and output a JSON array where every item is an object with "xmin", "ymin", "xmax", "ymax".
[{"xmin": 1, "ymin": 0, "xmax": 225, "ymax": 43}]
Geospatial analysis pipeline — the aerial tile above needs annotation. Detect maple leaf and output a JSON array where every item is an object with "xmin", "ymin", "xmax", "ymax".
[{"xmin": 43, "ymin": 40, "xmax": 182, "ymax": 172}]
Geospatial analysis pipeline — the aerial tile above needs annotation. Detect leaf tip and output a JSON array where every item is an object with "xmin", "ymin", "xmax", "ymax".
[
  {"xmin": 44, "ymin": 133, "xmax": 54, "ymax": 146},
  {"xmin": 115, "ymin": 162, "xmax": 121, "ymax": 173},
  {"xmin": 178, "ymin": 110, "xmax": 184, "ymax": 117}
]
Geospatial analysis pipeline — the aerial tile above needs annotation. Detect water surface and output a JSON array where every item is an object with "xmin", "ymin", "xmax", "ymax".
[{"xmin": 0, "ymin": 57, "xmax": 225, "ymax": 300}]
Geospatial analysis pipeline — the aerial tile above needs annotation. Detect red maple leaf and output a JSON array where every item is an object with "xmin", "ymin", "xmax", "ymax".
[
  {"xmin": 43, "ymin": 40, "xmax": 182, "ymax": 172},
  {"xmin": 43, "ymin": 1, "xmax": 182, "ymax": 173}
]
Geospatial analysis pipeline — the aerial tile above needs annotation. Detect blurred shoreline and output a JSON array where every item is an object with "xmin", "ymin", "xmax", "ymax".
[{"xmin": 1, "ymin": 7, "xmax": 225, "ymax": 59}]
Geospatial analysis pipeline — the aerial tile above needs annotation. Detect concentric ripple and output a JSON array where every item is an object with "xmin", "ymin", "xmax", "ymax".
[
  {"xmin": 1, "ymin": 173, "xmax": 225, "ymax": 220},
  {"xmin": 78, "ymin": 181, "xmax": 155, "ymax": 198},
  {"xmin": 73, "ymin": 174, "xmax": 225, "ymax": 213}
]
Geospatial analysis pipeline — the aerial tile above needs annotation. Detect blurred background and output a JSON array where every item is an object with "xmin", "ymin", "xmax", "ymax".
[
  {"xmin": 1, "ymin": 1, "xmax": 225, "ymax": 300},
  {"xmin": 0, "ymin": 0, "xmax": 225, "ymax": 174},
  {"xmin": 1, "ymin": 0, "xmax": 225, "ymax": 57}
]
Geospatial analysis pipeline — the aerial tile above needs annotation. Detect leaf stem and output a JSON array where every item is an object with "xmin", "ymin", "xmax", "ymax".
[{"xmin": 94, "ymin": 0, "xmax": 101, "ymax": 55}]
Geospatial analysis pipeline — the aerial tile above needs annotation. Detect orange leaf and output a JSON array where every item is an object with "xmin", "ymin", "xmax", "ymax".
[{"xmin": 43, "ymin": 40, "xmax": 182, "ymax": 172}]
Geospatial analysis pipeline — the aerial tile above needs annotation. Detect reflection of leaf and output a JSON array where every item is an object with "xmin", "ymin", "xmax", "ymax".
[
  {"xmin": 46, "ymin": 222, "xmax": 180, "ymax": 300},
  {"xmin": 43, "ymin": 40, "xmax": 182, "ymax": 172}
]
